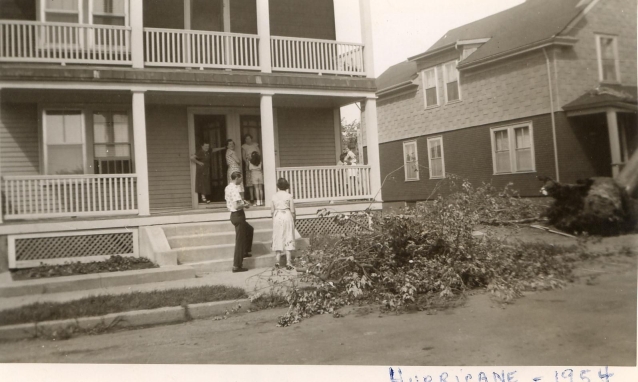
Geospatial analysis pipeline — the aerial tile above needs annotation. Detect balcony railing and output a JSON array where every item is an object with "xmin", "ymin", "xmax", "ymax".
[
  {"xmin": 276, "ymin": 165, "xmax": 372, "ymax": 203},
  {"xmin": 2, "ymin": 174, "xmax": 138, "ymax": 220},
  {"xmin": 0, "ymin": 20, "xmax": 131, "ymax": 65},
  {"xmin": 144, "ymin": 28, "xmax": 260, "ymax": 69},
  {"xmin": 271, "ymin": 36, "xmax": 365, "ymax": 75}
]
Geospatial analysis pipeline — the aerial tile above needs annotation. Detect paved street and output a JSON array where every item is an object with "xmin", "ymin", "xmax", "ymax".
[{"xmin": 0, "ymin": 252, "xmax": 635, "ymax": 366}]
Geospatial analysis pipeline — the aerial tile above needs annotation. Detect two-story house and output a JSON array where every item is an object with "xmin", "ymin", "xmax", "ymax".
[
  {"xmin": 0, "ymin": 0, "xmax": 383, "ymax": 273},
  {"xmin": 366, "ymin": 0, "xmax": 636, "ymax": 204}
]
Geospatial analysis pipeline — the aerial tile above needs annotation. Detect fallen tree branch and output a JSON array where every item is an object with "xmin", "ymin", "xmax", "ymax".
[
  {"xmin": 529, "ymin": 224, "xmax": 576, "ymax": 238},
  {"xmin": 480, "ymin": 217, "xmax": 547, "ymax": 226}
]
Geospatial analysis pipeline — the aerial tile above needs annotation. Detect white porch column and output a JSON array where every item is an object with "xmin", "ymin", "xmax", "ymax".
[
  {"xmin": 606, "ymin": 109, "xmax": 622, "ymax": 177},
  {"xmin": 130, "ymin": 0, "xmax": 144, "ymax": 68},
  {"xmin": 0, "ymin": 89, "xmax": 3, "ymax": 224},
  {"xmin": 261, "ymin": 93, "xmax": 277, "ymax": 206},
  {"xmin": 132, "ymin": 91, "xmax": 150, "ymax": 216},
  {"xmin": 256, "ymin": 0, "xmax": 272, "ymax": 73},
  {"xmin": 359, "ymin": 0, "xmax": 375, "ymax": 78},
  {"xmin": 363, "ymin": 97, "xmax": 382, "ymax": 201},
  {"xmin": 334, "ymin": 108, "xmax": 342, "ymax": 163}
]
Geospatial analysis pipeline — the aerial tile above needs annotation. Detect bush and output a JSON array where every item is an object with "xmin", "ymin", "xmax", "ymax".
[
  {"xmin": 270, "ymin": 177, "xmax": 573, "ymax": 327},
  {"xmin": 11, "ymin": 255, "xmax": 158, "ymax": 280}
]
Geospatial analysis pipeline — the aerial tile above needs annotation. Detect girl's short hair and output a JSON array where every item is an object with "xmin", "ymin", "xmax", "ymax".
[
  {"xmin": 277, "ymin": 177, "xmax": 290, "ymax": 191},
  {"xmin": 243, "ymin": 134, "xmax": 253, "ymax": 143},
  {"xmin": 250, "ymin": 151, "xmax": 262, "ymax": 166},
  {"xmin": 339, "ymin": 153, "xmax": 347, "ymax": 162},
  {"xmin": 226, "ymin": 139, "xmax": 234, "ymax": 147}
]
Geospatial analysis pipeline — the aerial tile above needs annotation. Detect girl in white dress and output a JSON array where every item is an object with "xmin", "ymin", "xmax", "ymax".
[
  {"xmin": 271, "ymin": 178, "xmax": 296, "ymax": 270},
  {"xmin": 249, "ymin": 152, "xmax": 264, "ymax": 206}
]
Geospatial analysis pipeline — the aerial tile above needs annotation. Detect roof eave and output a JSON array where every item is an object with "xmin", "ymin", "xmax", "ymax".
[
  {"xmin": 407, "ymin": 42, "xmax": 457, "ymax": 62},
  {"xmin": 457, "ymin": 36, "xmax": 578, "ymax": 70},
  {"xmin": 377, "ymin": 80, "xmax": 418, "ymax": 97}
]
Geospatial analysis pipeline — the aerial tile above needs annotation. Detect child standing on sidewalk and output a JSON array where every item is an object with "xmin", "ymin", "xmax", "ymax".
[{"xmin": 249, "ymin": 151, "xmax": 265, "ymax": 206}]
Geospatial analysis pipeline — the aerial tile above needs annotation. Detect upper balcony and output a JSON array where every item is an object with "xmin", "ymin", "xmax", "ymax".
[{"xmin": 0, "ymin": 0, "xmax": 369, "ymax": 77}]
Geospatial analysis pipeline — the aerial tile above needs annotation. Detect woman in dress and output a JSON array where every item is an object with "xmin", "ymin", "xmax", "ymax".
[
  {"xmin": 226, "ymin": 139, "xmax": 244, "ymax": 194},
  {"xmin": 271, "ymin": 177, "xmax": 296, "ymax": 270},
  {"xmin": 241, "ymin": 134, "xmax": 261, "ymax": 205},
  {"xmin": 191, "ymin": 142, "xmax": 225, "ymax": 204}
]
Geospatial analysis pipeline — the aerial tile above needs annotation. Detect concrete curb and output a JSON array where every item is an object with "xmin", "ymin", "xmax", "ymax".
[
  {"xmin": 0, "ymin": 266, "xmax": 196, "ymax": 298},
  {"xmin": 0, "ymin": 298, "xmax": 250, "ymax": 342}
]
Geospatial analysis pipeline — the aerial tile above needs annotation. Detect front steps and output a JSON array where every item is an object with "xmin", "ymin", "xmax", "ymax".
[{"xmin": 159, "ymin": 219, "xmax": 307, "ymax": 273}]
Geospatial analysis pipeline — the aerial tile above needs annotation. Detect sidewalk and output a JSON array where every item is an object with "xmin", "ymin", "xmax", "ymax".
[{"xmin": 0, "ymin": 267, "xmax": 292, "ymax": 311}]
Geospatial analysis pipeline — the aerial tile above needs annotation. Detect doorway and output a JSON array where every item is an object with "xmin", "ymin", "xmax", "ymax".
[{"xmin": 193, "ymin": 114, "xmax": 227, "ymax": 204}]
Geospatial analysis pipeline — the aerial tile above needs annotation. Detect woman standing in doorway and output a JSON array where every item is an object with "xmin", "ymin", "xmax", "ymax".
[
  {"xmin": 226, "ymin": 139, "xmax": 244, "ymax": 194},
  {"xmin": 271, "ymin": 178, "xmax": 296, "ymax": 270},
  {"xmin": 241, "ymin": 134, "xmax": 261, "ymax": 205},
  {"xmin": 191, "ymin": 142, "xmax": 225, "ymax": 203}
]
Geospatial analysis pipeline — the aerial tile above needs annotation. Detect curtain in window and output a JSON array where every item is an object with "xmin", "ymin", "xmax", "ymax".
[
  {"xmin": 94, "ymin": 111, "xmax": 132, "ymax": 174},
  {"xmin": 494, "ymin": 130, "xmax": 510, "ymax": 173},
  {"xmin": 429, "ymin": 140, "xmax": 443, "ymax": 177},
  {"xmin": 45, "ymin": 111, "xmax": 84, "ymax": 175},
  {"xmin": 514, "ymin": 126, "xmax": 532, "ymax": 171},
  {"xmin": 45, "ymin": 0, "xmax": 80, "ymax": 23},
  {"xmin": 93, "ymin": 0, "xmax": 126, "ymax": 25},
  {"xmin": 404, "ymin": 143, "xmax": 418, "ymax": 180},
  {"xmin": 423, "ymin": 69, "xmax": 437, "ymax": 106}
]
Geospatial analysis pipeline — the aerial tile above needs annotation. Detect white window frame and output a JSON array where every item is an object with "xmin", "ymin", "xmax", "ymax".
[
  {"xmin": 490, "ymin": 122, "xmax": 536, "ymax": 175},
  {"xmin": 426, "ymin": 136, "xmax": 445, "ymax": 179},
  {"xmin": 595, "ymin": 34, "xmax": 621, "ymax": 83},
  {"xmin": 89, "ymin": 0, "xmax": 130, "ymax": 27},
  {"xmin": 421, "ymin": 67, "xmax": 439, "ymax": 108},
  {"xmin": 42, "ymin": 108, "xmax": 87, "ymax": 175},
  {"xmin": 443, "ymin": 60, "xmax": 461, "ymax": 103},
  {"xmin": 403, "ymin": 140, "xmax": 419, "ymax": 181}
]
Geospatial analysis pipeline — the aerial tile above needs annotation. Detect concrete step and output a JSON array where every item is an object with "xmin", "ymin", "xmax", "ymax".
[
  {"xmin": 0, "ymin": 266, "xmax": 197, "ymax": 298},
  {"xmin": 187, "ymin": 253, "xmax": 279, "ymax": 273},
  {"xmin": 167, "ymin": 229, "xmax": 273, "ymax": 249},
  {"xmin": 163, "ymin": 219, "xmax": 273, "ymax": 238},
  {"xmin": 176, "ymin": 242, "xmax": 271, "ymax": 264}
]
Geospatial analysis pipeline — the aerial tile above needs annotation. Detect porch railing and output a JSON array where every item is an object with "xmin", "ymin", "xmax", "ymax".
[
  {"xmin": 276, "ymin": 165, "xmax": 372, "ymax": 203},
  {"xmin": 0, "ymin": 20, "xmax": 131, "ymax": 65},
  {"xmin": 271, "ymin": 36, "xmax": 365, "ymax": 75},
  {"xmin": 2, "ymin": 174, "xmax": 138, "ymax": 220},
  {"xmin": 144, "ymin": 28, "xmax": 260, "ymax": 69}
]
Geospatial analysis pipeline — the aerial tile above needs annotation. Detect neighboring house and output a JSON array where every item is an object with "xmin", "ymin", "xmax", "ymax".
[
  {"xmin": 365, "ymin": 0, "xmax": 636, "ymax": 203},
  {"xmin": 0, "ymin": 0, "xmax": 382, "ymax": 271}
]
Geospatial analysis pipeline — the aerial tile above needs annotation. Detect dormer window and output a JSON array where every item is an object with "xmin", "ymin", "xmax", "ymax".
[
  {"xmin": 461, "ymin": 47, "xmax": 477, "ymax": 61},
  {"xmin": 596, "ymin": 34, "xmax": 620, "ymax": 83},
  {"xmin": 443, "ymin": 60, "xmax": 460, "ymax": 103}
]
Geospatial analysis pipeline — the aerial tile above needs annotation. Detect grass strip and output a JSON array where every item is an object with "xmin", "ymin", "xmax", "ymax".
[{"xmin": 0, "ymin": 285, "xmax": 247, "ymax": 326}]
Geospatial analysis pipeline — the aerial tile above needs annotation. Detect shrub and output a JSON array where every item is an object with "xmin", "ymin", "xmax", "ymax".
[
  {"xmin": 269, "ymin": 177, "xmax": 573, "ymax": 327},
  {"xmin": 11, "ymin": 255, "xmax": 158, "ymax": 280}
]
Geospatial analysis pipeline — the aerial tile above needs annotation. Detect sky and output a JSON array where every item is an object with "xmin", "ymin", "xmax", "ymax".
[{"xmin": 334, "ymin": 0, "xmax": 526, "ymax": 123}]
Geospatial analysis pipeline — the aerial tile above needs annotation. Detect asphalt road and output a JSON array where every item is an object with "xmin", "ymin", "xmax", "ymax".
[{"xmin": 0, "ymin": 254, "xmax": 635, "ymax": 366}]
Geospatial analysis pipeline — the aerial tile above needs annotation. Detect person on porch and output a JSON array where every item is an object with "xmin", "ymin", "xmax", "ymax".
[
  {"xmin": 242, "ymin": 134, "xmax": 261, "ymax": 205},
  {"xmin": 190, "ymin": 142, "xmax": 225, "ymax": 204},
  {"xmin": 225, "ymin": 139, "xmax": 244, "ymax": 195},
  {"xmin": 225, "ymin": 171, "xmax": 253, "ymax": 273}
]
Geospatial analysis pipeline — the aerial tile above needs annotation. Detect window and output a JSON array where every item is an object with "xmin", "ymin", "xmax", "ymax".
[
  {"xmin": 443, "ymin": 60, "xmax": 460, "ymax": 102},
  {"xmin": 43, "ymin": 110, "xmax": 85, "ymax": 175},
  {"xmin": 427, "ymin": 137, "xmax": 445, "ymax": 179},
  {"xmin": 491, "ymin": 123, "xmax": 535, "ymax": 174},
  {"xmin": 403, "ymin": 141, "xmax": 419, "ymax": 181},
  {"xmin": 422, "ymin": 68, "xmax": 438, "ymax": 108},
  {"xmin": 596, "ymin": 35, "xmax": 620, "ymax": 83},
  {"xmin": 93, "ymin": 111, "xmax": 132, "ymax": 174},
  {"xmin": 91, "ymin": 0, "xmax": 127, "ymax": 26},
  {"xmin": 44, "ymin": 0, "xmax": 80, "ymax": 23}
]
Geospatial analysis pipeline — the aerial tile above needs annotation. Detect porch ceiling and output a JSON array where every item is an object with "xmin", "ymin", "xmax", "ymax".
[
  {"xmin": 1, "ymin": 88, "xmax": 132, "ymax": 104},
  {"xmin": 143, "ymin": 92, "xmax": 360, "ymax": 108}
]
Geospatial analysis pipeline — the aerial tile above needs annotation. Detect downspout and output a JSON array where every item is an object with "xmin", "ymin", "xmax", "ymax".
[{"xmin": 543, "ymin": 47, "xmax": 560, "ymax": 182}]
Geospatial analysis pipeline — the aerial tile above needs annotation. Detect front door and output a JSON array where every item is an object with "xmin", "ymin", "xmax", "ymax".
[{"xmin": 194, "ymin": 114, "xmax": 227, "ymax": 203}]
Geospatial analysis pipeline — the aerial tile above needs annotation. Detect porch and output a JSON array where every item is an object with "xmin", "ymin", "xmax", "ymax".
[
  {"xmin": 0, "ymin": 0, "xmax": 371, "ymax": 76},
  {"xmin": 0, "ymin": 88, "xmax": 382, "ymax": 222}
]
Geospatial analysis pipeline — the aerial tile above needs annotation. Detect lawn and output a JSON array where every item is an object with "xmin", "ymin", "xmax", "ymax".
[{"xmin": 0, "ymin": 285, "xmax": 247, "ymax": 326}]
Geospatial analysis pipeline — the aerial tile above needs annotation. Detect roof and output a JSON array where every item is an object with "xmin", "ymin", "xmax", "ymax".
[
  {"xmin": 375, "ymin": 60, "xmax": 418, "ymax": 94},
  {"xmin": 426, "ymin": 0, "xmax": 587, "ymax": 66},
  {"xmin": 563, "ymin": 86, "xmax": 638, "ymax": 112}
]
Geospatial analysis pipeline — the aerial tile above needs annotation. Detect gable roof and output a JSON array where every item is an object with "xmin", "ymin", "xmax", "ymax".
[
  {"xmin": 410, "ymin": 0, "xmax": 589, "ymax": 66},
  {"xmin": 375, "ymin": 60, "xmax": 418, "ymax": 94}
]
